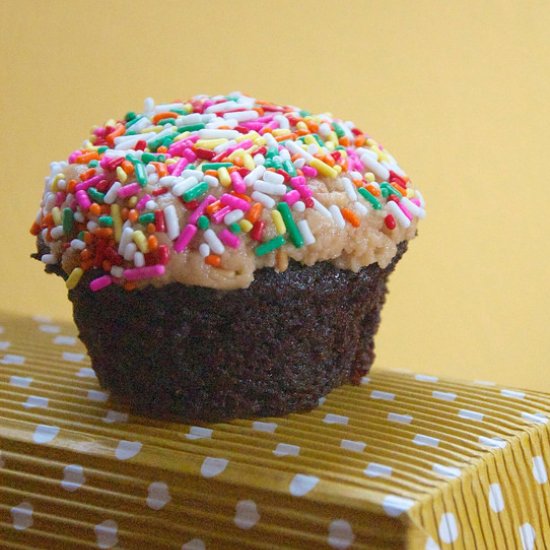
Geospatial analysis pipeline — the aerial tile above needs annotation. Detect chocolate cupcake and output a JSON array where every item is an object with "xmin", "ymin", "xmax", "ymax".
[{"xmin": 31, "ymin": 93, "xmax": 425, "ymax": 421}]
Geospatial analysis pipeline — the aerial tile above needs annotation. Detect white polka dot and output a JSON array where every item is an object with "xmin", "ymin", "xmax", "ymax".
[
  {"xmin": 501, "ymin": 389, "xmax": 525, "ymax": 399},
  {"xmin": 479, "ymin": 436, "xmax": 507, "ymax": 449},
  {"xmin": 323, "ymin": 413, "xmax": 349, "ymax": 426},
  {"xmin": 95, "ymin": 519, "xmax": 118, "ymax": 549},
  {"xmin": 425, "ymin": 537, "xmax": 441, "ymax": 550},
  {"xmin": 289, "ymin": 474, "xmax": 319, "ymax": 497},
  {"xmin": 39, "ymin": 324, "xmax": 61, "ymax": 334},
  {"xmin": 33, "ymin": 424, "xmax": 60, "ymax": 444},
  {"xmin": 328, "ymin": 519, "xmax": 355, "ymax": 549},
  {"xmin": 532, "ymin": 456, "xmax": 548, "ymax": 484},
  {"xmin": 364, "ymin": 463, "xmax": 392, "ymax": 478},
  {"xmin": 360, "ymin": 376, "xmax": 370, "ymax": 384},
  {"xmin": 387, "ymin": 412, "xmax": 413, "ymax": 424},
  {"xmin": 11, "ymin": 501, "xmax": 33, "ymax": 531},
  {"xmin": 63, "ymin": 351, "xmax": 85, "ymax": 362},
  {"xmin": 102, "ymin": 410, "xmax": 128, "ymax": 424},
  {"xmin": 87, "ymin": 390, "xmax": 109, "ymax": 402},
  {"xmin": 382, "ymin": 495, "xmax": 415, "ymax": 517},
  {"xmin": 340, "ymin": 440, "xmax": 366, "ymax": 453},
  {"xmin": 53, "ymin": 335, "xmax": 77, "ymax": 345},
  {"xmin": 201, "ymin": 457, "xmax": 228, "ymax": 478},
  {"xmin": 182, "ymin": 539, "xmax": 205, "ymax": 550},
  {"xmin": 61, "ymin": 464, "xmax": 85, "ymax": 492},
  {"xmin": 521, "ymin": 412, "xmax": 548, "ymax": 424},
  {"xmin": 0, "ymin": 341, "xmax": 10, "ymax": 350},
  {"xmin": 23, "ymin": 396, "xmax": 49, "ymax": 409},
  {"xmin": 76, "ymin": 367, "xmax": 97, "ymax": 378},
  {"xmin": 413, "ymin": 434, "xmax": 440, "ymax": 447},
  {"xmin": 438, "ymin": 512, "xmax": 459, "ymax": 543},
  {"xmin": 458, "ymin": 409, "xmax": 484, "ymax": 422},
  {"xmin": 415, "ymin": 374, "xmax": 438, "ymax": 382},
  {"xmin": 234, "ymin": 500, "xmax": 260, "ymax": 529},
  {"xmin": 252, "ymin": 421, "xmax": 277, "ymax": 433},
  {"xmin": 370, "ymin": 390, "xmax": 395, "ymax": 401},
  {"xmin": 186, "ymin": 426, "xmax": 213, "ymax": 440},
  {"xmin": 432, "ymin": 390, "xmax": 456, "ymax": 401},
  {"xmin": 10, "ymin": 375, "xmax": 32, "ymax": 388},
  {"xmin": 147, "ymin": 481, "xmax": 171, "ymax": 510},
  {"xmin": 1, "ymin": 354, "xmax": 25, "ymax": 365},
  {"xmin": 489, "ymin": 483, "xmax": 505, "ymax": 512},
  {"xmin": 519, "ymin": 523, "xmax": 536, "ymax": 550},
  {"xmin": 115, "ymin": 440, "xmax": 142, "ymax": 460},
  {"xmin": 273, "ymin": 443, "xmax": 300, "ymax": 457},
  {"xmin": 432, "ymin": 464, "xmax": 461, "ymax": 478}
]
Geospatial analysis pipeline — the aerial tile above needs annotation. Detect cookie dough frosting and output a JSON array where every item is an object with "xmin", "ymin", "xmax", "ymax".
[{"xmin": 31, "ymin": 93, "xmax": 426, "ymax": 291}]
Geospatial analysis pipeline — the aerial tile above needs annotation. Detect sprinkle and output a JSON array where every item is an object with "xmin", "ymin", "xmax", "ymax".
[
  {"xmin": 251, "ymin": 191, "xmax": 275, "ymax": 208},
  {"xmin": 219, "ymin": 228, "xmax": 240, "ymax": 248},
  {"xmin": 312, "ymin": 198, "xmax": 332, "ymax": 218},
  {"xmin": 117, "ymin": 183, "xmax": 140, "ymax": 198},
  {"xmin": 400, "ymin": 196, "xmax": 426, "ymax": 219},
  {"xmin": 253, "ymin": 180, "xmax": 287, "ymax": 196},
  {"xmin": 220, "ymin": 194, "xmax": 250, "ymax": 212},
  {"xmin": 341, "ymin": 208, "xmax": 360, "ymax": 227},
  {"xmin": 386, "ymin": 201, "xmax": 411, "ymax": 228},
  {"xmin": 244, "ymin": 165, "xmax": 266, "ymax": 186},
  {"xmin": 134, "ymin": 251, "xmax": 145, "ymax": 267},
  {"xmin": 41, "ymin": 254, "xmax": 57, "ymax": 264},
  {"xmin": 293, "ymin": 201, "xmax": 306, "ymax": 212},
  {"xmin": 205, "ymin": 254, "xmax": 221, "ymax": 267},
  {"xmin": 90, "ymin": 275, "xmax": 112, "ymax": 292},
  {"xmin": 329, "ymin": 205, "xmax": 346, "ymax": 228},
  {"xmin": 132, "ymin": 230, "xmax": 149, "ymax": 254},
  {"xmin": 174, "ymin": 223, "xmax": 197, "ymax": 253},
  {"xmin": 384, "ymin": 214, "xmax": 396, "ymax": 230},
  {"xmin": 297, "ymin": 219, "xmax": 315, "ymax": 245},
  {"xmin": 204, "ymin": 228, "xmax": 225, "ymax": 254},
  {"xmin": 66, "ymin": 267, "xmax": 84, "ymax": 290},
  {"xmin": 255, "ymin": 235, "xmax": 286, "ymax": 256},
  {"xmin": 123, "ymin": 265, "xmax": 165, "ymax": 281},
  {"xmin": 183, "ymin": 182, "xmax": 208, "ymax": 202},
  {"xmin": 357, "ymin": 187, "xmax": 382, "ymax": 210},
  {"xmin": 277, "ymin": 202, "xmax": 304, "ymax": 248},
  {"xmin": 309, "ymin": 158, "xmax": 337, "ymax": 178},
  {"xmin": 172, "ymin": 176, "xmax": 199, "ymax": 196},
  {"xmin": 224, "ymin": 209, "xmax": 244, "ymax": 225},
  {"xmin": 271, "ymin": 210, "xmax": 286, "ymax": 235},
  {"xmin": 341, "ymin": 177, "xmax": 357, "ymax": 201},
  {"xmin": 75, "ymin": 190, "xmax": 91, "ymax": 210},
  {"xmin": 164, "ymin": 205, "xmax": 180, "ymax": 240},
  {"xmin": 199, "ymin": 243, "xmax": 210, "ymax": 257},
  {"xmin": 250, "ymin": 220, "xmax": 265, "ymax": 241},
  {"xmin": 200, "ymin": 162, "xmax": 233, "ymax": 171}
]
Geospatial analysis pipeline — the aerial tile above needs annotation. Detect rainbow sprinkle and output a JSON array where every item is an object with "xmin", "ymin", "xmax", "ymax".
[{"xmin": 31, "ymin": 93, "xmax": 426, "ymax": 292}]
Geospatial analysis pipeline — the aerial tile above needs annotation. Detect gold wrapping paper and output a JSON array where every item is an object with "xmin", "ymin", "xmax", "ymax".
[{"xmin": 1, "ymin": 312, "xmax": 549, "ymax": 549}]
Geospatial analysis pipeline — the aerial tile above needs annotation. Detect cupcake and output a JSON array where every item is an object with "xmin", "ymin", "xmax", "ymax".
[{"xmin": 31, "ymin": 93, "xmax": 425, "ymax": 421}]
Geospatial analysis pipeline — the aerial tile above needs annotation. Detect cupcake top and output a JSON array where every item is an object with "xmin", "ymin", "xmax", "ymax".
[{"xmin": 31, "ymin": 92, "xmax": 425, "ymax": 291}]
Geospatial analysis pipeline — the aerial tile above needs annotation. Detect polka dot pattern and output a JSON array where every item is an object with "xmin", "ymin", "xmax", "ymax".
[{"xmin": 1, "ymin": 314, "xmax": 549, "ymax": 548}]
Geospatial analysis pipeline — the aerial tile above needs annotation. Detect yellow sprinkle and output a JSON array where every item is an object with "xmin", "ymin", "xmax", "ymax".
[
  {"xmin": 254, "ymin": 136, "xmax": 267, "ymax": 146},
  {"xmin": 128, "ymin": 196, "xmax": 138, "ymax": 208},
  {"xmin": 116, "ymin": 166, "xmax": 127, "ymax": 183},
  {"xmin": 328, "ymin": 131, "xmax": 338, "ymax": 145},
  {"xmin": 105, "ymin": 119, "xmax": 116, "ymax": 127},
  {"xmin": 51, "ymin": 207, "xmax": 62, "ymax": 226},
  {"xmin": 165, "ymin": 158, "xmax": 177, "ymax": 165},
  {"xmin": 407, "ymin": 188, "xmax": 415, "ymax": 198},
  {"xmin": 366, "ymin": 138, "xmax": 378, "ymax": 147},
  {"xmin": 236, "ymin": 131, "xmax": 258, "ymax": 142},
  {"xmin": 364, "ymin": 172, "xmax": 375, "ymax": 183},
  {"xmin": 309, "ymin": 158, "xmax": 337, "ymax": 178},
  {"xmin": 174, "ymin": 132, "xmax": 190, "ymax": 142},
  {"xmin": 271, "ymin": 210, "xmax": 286, "ymax": 235},
  {"xmin": 66, "ymin": 268, "xmax": 84, "ymax": 290},
  {"xmin": 304, "ymin": 135, "xmax": 316, "ymax": 145},
  {"xmin": 51, "ymin": 173, "xmax": 63, "ymax": 192},
  {"xmin": 272, "ymin": 129, "xmax": 291, "ymax": 137},
  {"xmin": 378, "ymin": 152, "xmax": 389, "ymax": 162},
  {"xmin": 196, "ymin": 138, "xmax": 227, "ymax": 150},
  {"xmin": 243, "ymin": 153, "xmax": 255, "ymax": 170},
  {"xmin": 239, "ymin": 219, "xmax": 253, "ymax": 232},
  {"xmin": 111, "ymin": 204, "xmax": 122, "ymax": 243},
  {"xmin": 296, "ymin": 121, "xmax": 308, "ymax": 131},
  {"xmin": 334, "ymin": 164, "xmax": 342, "ymax": 174},
  {"xmin": 218, "ymin": 167, "xmax": 231, "ymax": 187},
  {"xmin": 141, "ymin": 125, "xmax": 162, "ymax": 134},
  {"xmin": 184, "ymin": 103, "xmax": 192, "ymax": 111},
  {"xmin": 132, "ymin": 230, "xmax": 149, "ymax": 254}
]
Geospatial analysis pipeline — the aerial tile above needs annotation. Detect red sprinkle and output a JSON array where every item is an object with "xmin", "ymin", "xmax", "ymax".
[
  {"xmin": 384, "ymin": 214, "xmax": 396, "ymax": 230},
  {"xmin": 250, "ymin": 220, "xmax": 265, "ymax": 241},
  {"xmin": 157, "ymin": 245, "xmax": 170, "ymax": 265},
  {"xmin": 154, "ymin": 210, "xmax": 166, "ymax": 232}
]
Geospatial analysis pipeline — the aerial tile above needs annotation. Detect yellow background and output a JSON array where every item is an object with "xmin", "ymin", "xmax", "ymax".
[{"xmin": 1, "ymin": 1, "xmax": 549, "ymax": 391}]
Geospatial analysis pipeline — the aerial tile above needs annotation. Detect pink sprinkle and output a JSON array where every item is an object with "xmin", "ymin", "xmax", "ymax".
[
  {"xmin": 302, "ymin": 165, "xmax": 318, "ymax": 177},
  {"xmin": 100, "ymin": 156, "xmax": 124, "ymax": 171},
  {"xmin": 90, "ymin": 275, "xmax": 113, "ymax": 292},
  {"xmin": 230, "ymin": 171, "xmax": 246, "ymax": 193},
  {"xmin": 211, "ymin": 206, "xmax": 232, "ymax": 224},
  {"xmin": 295, "ymin": 185, "xmax": 313, "ymax": 199},
  {"xmin": 290, "ymin": 176, "xmax": 306, "ymax": 187},
  {"xmin": 283, "ymin": 190, "xmax": 301, "ymax": 206},
  {"xmin": 255, "ymin": 115, "xmax": 276, "ymax": 123},
  {"xmin": 117, "ymin": 183, "xmax": 140, "ymax": 198},
  {"xmin": 173, "ymin": 224, "xmax": 197, "ymax": 253},
  {"xmin": 123, "ymin": 265, "xmax": 165, "ymax": 281},
  {"xmin": 219, "ymin": 228, "xmax": 240, "ymax": 249},
  {"xmin": 68, "ymin": 150, "xmax": 82, "ymax": 163},
  {"xmin": 410, "ymin": 198, "xmax": 422, "ymax": 207},
  {"xmin": 213, "ymin": 140, "xmax": 254, "ymax": 162},
  {"xmin": 55, "ymin": 192, "xmax": 65, "ymax": 207},
  {"xmin": 136, "ymin": 194, "xmax": 152, "ymax": 211},
  {"xmin": 398, "ymin": 200, "xmax": 413, "ymax": 220},
  {"xmin": 183, "ymin": 148, "xmax": 197, "ymax": 162},
  {"xmin": 75, "ymin": 190, "xmax": 91, "ymax": 210},
  {"xmin": 168, "ymin": 136, "xmax": 199, "ymax": 156},
  {"xmin": 168, "ymin": 157, "xmax": 190, "ymax": 176},
  {"xmin": 238, "ymin": 121, "xmax": 263, "ymax": 132},
  {"xmin": 75, "ymin": 175, "xmax": 104, "ymax": 193},
  {"xmin": 220, "ymin": 193, "xmax": 250, "ymax": 212},
  {"xmin": 188, "ymin": 195, "xmax": 216, "ymax": 225}
]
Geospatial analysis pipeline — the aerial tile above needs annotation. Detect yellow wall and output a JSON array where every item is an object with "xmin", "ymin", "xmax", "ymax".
[{"xmin": 2, "ymin": 1, "xmax": 549, "ymax": 391}]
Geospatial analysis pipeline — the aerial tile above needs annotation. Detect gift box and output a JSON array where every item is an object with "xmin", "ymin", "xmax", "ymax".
[{"xmin": 1, "ymin": 312, "xmax": 549, "ymax": 549}]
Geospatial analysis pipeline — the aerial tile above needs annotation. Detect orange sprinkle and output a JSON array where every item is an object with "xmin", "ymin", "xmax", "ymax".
[
  {"xmin": 205, "ymin": 254, "xmax": 221, "ymax": 268},
  {"xmin": 121, "ymin": 160, "xmax": 134, "ymax": 175},
  {"xmin": 354, "ymin": 134, "xmax": 366, "ymax": 147},
  {"xmin": 124, "ymin": 281, "xmax": 137, "ymax": 291},
  {"xmin": 128, "ymin": 209, "xmax": 138, "ymax": 223},
  {"xmin": 106, "ymin": 124, "xmax": 125, "ymax": 146},
  {"xmin": 89, "ymin": 203, "xmax": 101, "ymax": 217},
  {"xmin": 322, "ymin": 154, "xmax": 336, "ymax": 167},
  {"xmin": 102, "ymin": 260, "xmax": 112, "ymax": 272},
  {"xmin": 291, "ymin": 153, "xmax": 301, "ymax": 163},
  {"xmin": 205, "ymin": 170, "xmax": 219, "ymax": 178},
  {"xmin": 233, "ymin": 156, "xmax": 244, "ymax": 167},
  {"xmin": 29, "ymin": 222, "xmax": 41, "ymax": 236},
  {"xmin": 341, "ymin": 208, "xmax": 360, "ymax": 228},
  {"xmin": 157, "ymin": 146, "xmax": 168, "ymax": 154},
  {"xmin": 67, "ymin": 179, "xmax": 77, "ymax": 194},
  {"xmin": 147, "ymin": 235, "xmax": 158, "ymax": 251},
  {"xmin": 206, "ymin": 200, "xmax": 222, "ymax": 215},
  {"xmin": 80, "ymin": 249, "xmax": 92, "ymax": 261},
  {"xmin": 83, "ymin": 232, "xmax": 94, "ymax": 245},
  {"xmin": 296, "ymin": 129, "xmax": 310, "ymax": 136},
  {"xmin": 146, "ymin": 223, "xmax": 156, "ymax": 235},
  {"xmin": 80, "ymin": 259, "xmax": 93, "ymax": 271},
  {"xmin": 79, "ymin": 168, "xmax": 96, "ymax": 181},
  {"xmin": 152, "ymin": 112, "xmax": 179, "ymax": 124},
  {"xmin": 40, "ymin": 213, "xmax": 53, "ymax": 228},
  {"xmin": 76, "ymin": 151, "xmax": 99, "ymax": 164},
  {"xmin": 275, "ymin": 133, "xmax": 296, "ymax": 142},
  {"xmin": 366, "ymin": 184, "xmax": 381, "ymax": 197},
  {"xmin": 151, "ymin": 162, "xmax": 168, "ymax": 178},
  {"xmin": 94, "ymin": 228, "xmax": 113, "ymax": 239},
  {"xmin": 120, "ymin": 207, "xmax": 129, "ymax": 221},
  {"xmin": 231, "ymin": 192, "xmax": 252, "ymax": 202},
  {"xmin": 246, "ymin": 202, "xmax": 263, "ymax": 223},
  {"xmin": 306, "ymin": 120, "xmax": 319, "ymax": 133},
  {"xmin": 393, "ymin": 183, "xmax": 408, "ymax": 196},
  {"xmin": 339, "ymin": 137, "xmax": 350, "ymax": 147}
]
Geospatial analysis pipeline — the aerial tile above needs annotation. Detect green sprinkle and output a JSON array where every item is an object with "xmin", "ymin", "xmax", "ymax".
[
  {"xmin": 183, "ymin": 182, "xmax": 208, "ymax": 202},
  {"xmin": 312, "ymin": 134, "xmax": 324, "ymax": 147},
  {"xmin": 197, "ymin": 215, "xmax": 210, "ymax": 230},
  {"xmin": 229, "ymin": 222, "xmax": 241, "ymax": 234},
  {"xmin": 138, "ymin": 213, "xmax": 155, "ymax": 225},
  {"xmin": 283, "ymin": 159, "xmax": 297, "ymax": 177},
  {"xmin": 87, "ymin": 188, "xmax": 105, "ymax": 203},
  {"xmin": 264, "ymin": 159, "xmax": 274, "ymax": 169},
  {"xmin": 141, "ymin": 152, "xmax": 166, "ymax": 164},
  {"xmin": 88, "ymin": 160, "xmax": 99, "ymax": 168},
  {"xmin": 125, "ymin": 115, "xmax": 144, "ymax": 129},
  {"xmin": 332, "ymin": 122, "xmax": 345, "ymax": 138},
  {"xmin": 97, "ymin": 146, "xmax": 108, "ymax": 154},
  {"xmin": 357, "ymin": 187, "xmax": 382, "ymax": 209},
  {"xmin": 255, "ymin": 235, "xmax": 286, "ymax": 256},
  {"xmin": 271, "ymin": 157, "xmax": 283, "ymax": 170},
  {"xmin": 98, "ymin": 215, "xmax": 113, "ymax": 227},
  {"xmin": 266, "ymin": 147, "xmax": 279, "ymax": 159},
  {"xmin": 277, "ymin": 202, "xmax": 304, "ymax": 248},
  {"xmin": 124, "ymin": 111, "xmax": 137, "ymax": 122},
  {"xmin": 178, "ymin": 123, "xmax": 205, "ymax": 133},
  {"xmin": 148, "ymin": 133, "xmax": 177, "ymax": 151},
  {"xmin": 299, "ymin": 109, "xmax": 311, "ymax": 117},
  {"xmin": 126, "ymin": 156, "xmax": 148, "ymax": 186},
  {"xmin": 171, "ymin": 108, "xmax": 187, "ymax": 115},
  {"xmin": 380, "ymin": 182, "xmax": 402, "ymax": 197},
  {"xmin": 200, "ymin": 162, "xmax": 233, "ymax": 172},
  {"xmin": 158, "ymin": 118, "xmax": 176, "ymax": 126},
  {"xmin": 62, "ymin": 208, "xmax": 74, "ymax": 234}
]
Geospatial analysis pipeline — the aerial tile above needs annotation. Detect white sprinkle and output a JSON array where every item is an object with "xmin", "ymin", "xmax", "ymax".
[
  {"xmin": 41, "ymin": 254, "xmax": 57, "ymax": 265},
  {"xmin": 134, "ymin": 252, "xmax": 145, "ymax": 267},
  {"xmin": 341, "ymin": 177, "xmax": 357, "ymax": 201},
  {"xmin": 110, "ymin": 266, "xmax": 124, "ymax": 278},
  {"xmin": 143, "ymin": 97, "xmax": 155, "ymax": 115},
  {"xmin": 198, "ymin": 129, "xmax": 239, "ymax": 140},
  {"xmin": 329, "ymin": 205, "xmax": 346, "ymax": 228},
  {"xmin": 175, "ymin": 113, "xmax": 202, "ymax": 127},
  {"xmin": 253, "ymin": 154, "xmax": 265, "ymax": 165},
  {"xmin": 244, "ymin": 165, "xmax": 266, "ymax": 186},
  {"xmin": 415, "ymin": 189, "xmax": 426, "ymax": 208},
  {"xmin": 181, "ymin": 169, "xmax": 204, "ymax": 180},
  {"xmin": 164, "ymin": 205, "xmax": 180, "ymax": 240},
  {"xmin": 274, "ymin": 114, "xmax": 290, "ymax": 129},
  {"xmin": 286, "ymin": 140, "xmax": 314, "ymax": 161},
  {"xmin": 279, "ymin": 148, "xmax": 291, "ymax": 161},
  {"xmin": 253, "ymin": 180, "xmax": 286, "ymax": 196},
  {"xmin": 224, "ymin": 209, "xmax": 244, "ymax": 225},
  {"xmin": 118, "ymin": 227, "xmax": 134, "ymax": 255},
  {"xmin": 293, "ymin": 158, "xmax": 306, "ymax": 169},
  {"xmin": 114, "ymin": 132, "xmax": 156, "ymax": 150},
  {"xmin": 104, "ymin": 182, "xmax": 121, "ymax": 204},
  {"xmin": 145, "ymin": 126, "xmax": 174, "ymax": 143},
  {"xmin": 263, "ymin": 171, "xmax": 285, "ymax": 185},
  {"xmin": 400, "ymin": 197, "xmax": 426, "ymax": 219},
  {"xmin": 293, "ymin": 201, "xmax": 306, "ymax": 212},
  {"xmin": 360, "ymin": 152, "xmax": 390, "ymax": 181},
  {"xmin": 312, "ymin": 199, "xmax": 332, "ymax": 218},
  {"xmin": 50, "ymin": 226, "xmax": 64, "ymax": 239},
  {"xmin": 297, "ymin": 219, "xmax": 315, "ymax": 245},
  {"xmin": 172, "ymin": 177, "xmax": 198, "ymax": 197},
  {"xmin": 205, "ymin": 101, "xmax": 243, "ymax": 114},
  {"xmin": 307, "ymin": 143, "xmax": 319, "ymax": 155},
  {"xmin": 145, "ymin": 200, "xmax": 157, "ymax": 210},
  {"xmin": 353, "ymin": 202, "xmax": 368, "ymax": 216},
  {"xmin": 319, "ymin": 123, "xmax": 331, "ymax": 137},
  {"xmin": 251, "ymin": 191, "xmax": 275, "ymax": 208},
  {"xmin": 86, "ymin": 221, "xmax": 98, "ymax": 232},
  {"xmin": 154, "ymin": 101, "xmax": 184, "ymax": 113},
  {"xmin": 204, "ymin": 229, "xmax": 225, "ymax": 255},
  {"xmin": 199, "ymin": 243, "xmax": 210, "ymax": 257},
  {"xmin": 386, "ymin": 201, "xmax": 411, "ymax": 228},
  {"xmin": 223, "ymin": 110, "xmax": 259, "ymax": 122},
  {"xmin": 123, "ymin": 242, "xmax": 137, "ymax": 261},
  {"xmin": 204, "ymin": 175, "xmax": 219, "ymax": 187},
  {"xmin": 74, "ymin": 211, "xmax": 85, "ymax": 223}
]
